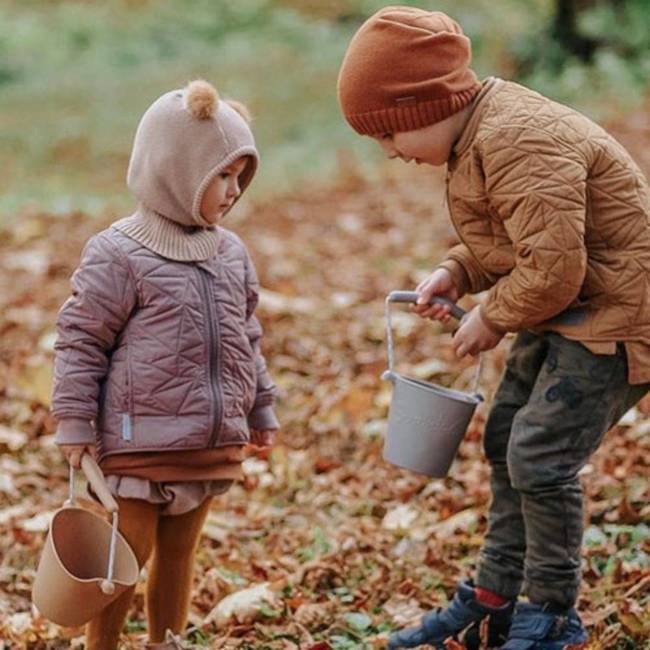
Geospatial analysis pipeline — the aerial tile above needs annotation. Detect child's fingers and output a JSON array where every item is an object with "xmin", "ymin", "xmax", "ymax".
[
  {"xmin": 416, "ymin": 303, "xmax": 451, "ymax": 321},
  {"xmin": 454, "ymin": 335, "xmax": 480, "ymax": 357},
  {"xmin": 416, "ymin": 281, "xmax": 437, "ymax": 305},
  {"xmin": 413, "ymin": 297, "xmax": 437, "ymax": 312},
  {"xmin": 250, "ymin": 430, "xmax": 275, "ymax": 447},
  {"xmin": 261, "ymin": 431, "xmax": 275, "ymax": 446},
  {"xmin": 432, "ymin": 304, "xmax": 451, "ymax": 319},
  {"xmin": 452, "ymin": 326, "xmax": 467, "ymax": 357}
]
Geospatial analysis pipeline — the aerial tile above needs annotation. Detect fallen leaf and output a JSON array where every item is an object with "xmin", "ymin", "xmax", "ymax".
[
  {"xmin": 0, "ymin": 504, "xmax": 31, "ymax": 526},
  {"xmin": 0, "ymin": 425, "xmax": 28, "ymax": 451},
  {"xmin": 428, "ymin": 509, "xmax": 480, "ymax": 537},
  {"xmin": 204, "ymin": 582, "xmax": 279, "ymax": 627},
  {"xmin": 20, "ymin": 510, "xmax": 55, "ymax": 533},
  {"xmin": 412, "ymin": 359, "xmax": 449, "ymax": 379},
  {"xmin": 382, "ymin": 596, "xmax": 426, "ymax": 627},
  {"xmin": 382, "ymin": 505, "xmax": 419, "ymax": 531}
]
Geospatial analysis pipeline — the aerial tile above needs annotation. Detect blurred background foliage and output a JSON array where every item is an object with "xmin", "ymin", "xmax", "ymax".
[{"xmin": 0, "ymin": 0, "xmax": 648, "ymax": 221}]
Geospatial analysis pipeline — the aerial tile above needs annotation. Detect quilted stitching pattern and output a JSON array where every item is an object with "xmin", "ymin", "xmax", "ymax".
[
  {"xmin": 52, "ymin": 226, "xmax": 276, "ymax": 457},
  {"xmin": 445, "ymin": 81, "xmax": 650, "ymax": 383}
]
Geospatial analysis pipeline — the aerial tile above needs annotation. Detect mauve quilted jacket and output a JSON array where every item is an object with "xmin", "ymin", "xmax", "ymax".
[
  {"xmin": 51, "ymin": 226, "xmax": 278, "ymax": 459},
  {"xmin": 440, "ymin": 78, "xmax": 650, "ymax": 384}
]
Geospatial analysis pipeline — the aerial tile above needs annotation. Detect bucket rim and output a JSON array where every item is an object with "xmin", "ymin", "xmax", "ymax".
[
  {"xmin": 391, "ymin": 372, "xmax": 482, "ymax": 405},
  {"xmin": 46, "ymin": 506, "xmax": 139, "ymax": 587}
]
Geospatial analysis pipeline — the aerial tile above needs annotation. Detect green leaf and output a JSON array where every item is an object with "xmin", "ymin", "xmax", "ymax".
[
  {"xmin": 259, "ymin": 603, "xmax": 282, "ymax": 619},
  {"xmin": 584, "ymin": 524, "xmax": 608, "ymax": 546},
  {"xmin": 344, "ymin": 611, "xmax": 372, "ymax": 633}
]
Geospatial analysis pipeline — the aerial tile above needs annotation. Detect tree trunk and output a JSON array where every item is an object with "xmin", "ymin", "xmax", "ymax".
[{"xmin": 552, "ymin": 0, "xmax": 609, "ymax": 61}]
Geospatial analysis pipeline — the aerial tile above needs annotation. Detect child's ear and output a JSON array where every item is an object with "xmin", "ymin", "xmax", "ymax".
[{"xmin": 226, "ymin": 99, "xmax": 253, "ymax": 124}]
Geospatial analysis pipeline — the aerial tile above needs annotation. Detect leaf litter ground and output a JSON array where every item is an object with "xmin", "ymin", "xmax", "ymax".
[{"xmin": 0, "ymin": 118, "xmax": 648, "ymax": 649}]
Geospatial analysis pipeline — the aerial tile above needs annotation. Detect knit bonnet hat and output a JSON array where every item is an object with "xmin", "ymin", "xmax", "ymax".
[
  {"xmin": 113, "ymin": 80, "xmax": 258, "ymax": 261},
  {"xmin": 337, "ymin": 6, "xmax": 481, "ymax": 136}
]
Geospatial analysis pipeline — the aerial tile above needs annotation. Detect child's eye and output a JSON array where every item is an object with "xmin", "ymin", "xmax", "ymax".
[
  {"xmin": 219, "ymin": 172, "xmax": 231, "ymax": 179},
  {"xmin": 381, "ymin": 133, "xmax": 393, "ymax": 141}
]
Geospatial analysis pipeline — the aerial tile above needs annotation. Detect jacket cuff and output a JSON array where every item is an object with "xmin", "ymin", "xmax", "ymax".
[
  {"xmin": 248, "ymin": 404, "xmax": 280, "ymax": 431},
  {"xmin": 436, "ymin": 259, "xmax": 469, "ymax": 297},
  {"xmin": 479, "ymin": 304, "xmax": 508, "ymax": 336},
  {"xmin": 55, "ymin": 418, "xmax": 95, "ymax": 445}
]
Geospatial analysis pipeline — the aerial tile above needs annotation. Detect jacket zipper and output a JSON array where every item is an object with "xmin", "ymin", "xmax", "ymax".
[
  {"xmin": 197, "ymin": 267, "xmax": 223, "ymax": 447},
  {"xmin": 445, "ymin": 170, "xmax": 465, "ymax": 245}
]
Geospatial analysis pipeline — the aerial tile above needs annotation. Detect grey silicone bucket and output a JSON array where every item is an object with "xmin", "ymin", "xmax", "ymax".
[{"xmin": 382, "ymin": 291, "xmax": 482, "ymax": 477}]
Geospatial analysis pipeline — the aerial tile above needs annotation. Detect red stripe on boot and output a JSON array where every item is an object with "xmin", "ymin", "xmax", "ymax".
[{"xmin": 475, "ymin": 586, "xmax": 509, "ymax": 608}]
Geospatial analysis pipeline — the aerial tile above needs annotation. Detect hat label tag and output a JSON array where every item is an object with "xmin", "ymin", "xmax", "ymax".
[{"xmin": 395, "ymin": 96, "xmax": 417, "ymax": 105}]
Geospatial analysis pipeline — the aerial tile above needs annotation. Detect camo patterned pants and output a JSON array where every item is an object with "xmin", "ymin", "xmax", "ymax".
[{"xmin": 476, "ymin": 331, "xmax": 649, "ymax": 608}]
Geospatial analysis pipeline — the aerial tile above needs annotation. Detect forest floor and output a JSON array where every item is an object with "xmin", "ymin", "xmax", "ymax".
[{"xmin": 0, "ymin": 111, "xmax": 648, "ymax": 649}]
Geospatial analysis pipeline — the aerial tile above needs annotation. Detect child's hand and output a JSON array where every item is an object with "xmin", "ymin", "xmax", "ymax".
[
  {"xmin": 414, "ymin": 268, "xmax": 460, "ymax": 323},
  {"xmin": 250, "ymin": 429, "xmax": 276, "ymax": 448},
  {"xmin": 452, "ymin": 306, "xmax": 504, "ymax": 357},
  {"xmin": 58, "ymin": 444, "xmax": 97, "ymax": 469}
]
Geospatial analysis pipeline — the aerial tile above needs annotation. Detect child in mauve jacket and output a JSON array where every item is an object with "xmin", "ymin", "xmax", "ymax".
[
  {"xmin": 51, "ymin": 80, "xmax": 279, "ymax": 649},
  {"xmin": 338, "ymin": 7, "xmax": 650, "ymax": 650}
]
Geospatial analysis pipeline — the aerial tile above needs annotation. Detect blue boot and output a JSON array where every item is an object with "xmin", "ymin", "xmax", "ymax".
[
  {"xmin": 387, "ymin": 581, "xmax": 514, "ymax": 650},
  {"xmin": 501, "ymin": 602, "xmax": 588, "ymax": 649}
]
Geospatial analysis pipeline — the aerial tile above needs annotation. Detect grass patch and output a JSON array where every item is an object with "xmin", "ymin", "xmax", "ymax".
[{"xmin": 1, "ymin": 0, "xmax": 647, "ymax": 222}]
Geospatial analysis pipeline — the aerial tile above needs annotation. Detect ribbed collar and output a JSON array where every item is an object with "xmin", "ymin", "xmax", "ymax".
[
  {"xmin": 112, "ymin": 205, "xmax": 218, "ymax": 262},
  {"xmin": 452, "ymin": 77, "xmax": 503, "ymax": 158}
]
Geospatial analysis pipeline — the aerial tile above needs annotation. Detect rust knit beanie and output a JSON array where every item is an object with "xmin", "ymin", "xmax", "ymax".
[{"xmin": 337, "ymin": 6, "xmax": 481, "ymax": 136}]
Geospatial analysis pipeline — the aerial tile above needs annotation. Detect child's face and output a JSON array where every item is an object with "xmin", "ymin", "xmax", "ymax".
[
  {"xmin": 373, "ymin": 113, "xmax": 462, "ymax": 167},
  {"xmin": 200, "ymin": 157, "xmax": 249, "ymax": 224}
]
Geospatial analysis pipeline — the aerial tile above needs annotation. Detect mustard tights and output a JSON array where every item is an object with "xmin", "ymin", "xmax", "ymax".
[{"xmin": 85, "ymin": 496, "xmax": 212, "ymax": 650}]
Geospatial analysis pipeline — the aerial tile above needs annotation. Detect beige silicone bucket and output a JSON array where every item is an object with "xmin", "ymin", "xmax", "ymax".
[
  {"xmin": 382, "ymin": 291, "xmax": 483, "ymax": 477},
  {"xmin": 32, "ymin": 454, "xmax": 139, "ymax": 627}
]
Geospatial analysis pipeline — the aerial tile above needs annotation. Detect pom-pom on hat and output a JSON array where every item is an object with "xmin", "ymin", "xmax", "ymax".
[
  {"xmin": 184, "ymin": 79, "xmax": 220, "ymax": 119},
  {"xmin": 337, "ymin": 6, "xmax": 481, "ymax": 136}
]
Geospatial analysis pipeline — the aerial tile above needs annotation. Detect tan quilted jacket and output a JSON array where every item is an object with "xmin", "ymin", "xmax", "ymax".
[{"xmin": 440, "ymin": 78, "xmax": 650, "ymax": 384}]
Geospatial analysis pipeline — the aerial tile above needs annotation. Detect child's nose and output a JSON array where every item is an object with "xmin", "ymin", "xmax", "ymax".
[
  {"xmin": 379, "ymin": 139, "xmax": 398, "ymax": 159},
  {"xmin": 228, "ymin": 179, "xmax": 241, "ymax": 199}
]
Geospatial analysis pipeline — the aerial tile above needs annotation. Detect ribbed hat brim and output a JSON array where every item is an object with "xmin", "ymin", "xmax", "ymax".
[{"xmin": 345, "ymin": 85, "xmax": 482, "ymax": 136}]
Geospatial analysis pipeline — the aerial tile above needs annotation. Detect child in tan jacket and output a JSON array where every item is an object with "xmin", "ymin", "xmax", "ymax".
[
  {"xmin": 338, "ymin": 6, "xmax": 650, "ymax": 649},
  {"xmin": 52, "ymin": 80, "xmax": 278, "ymax": 649}
]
